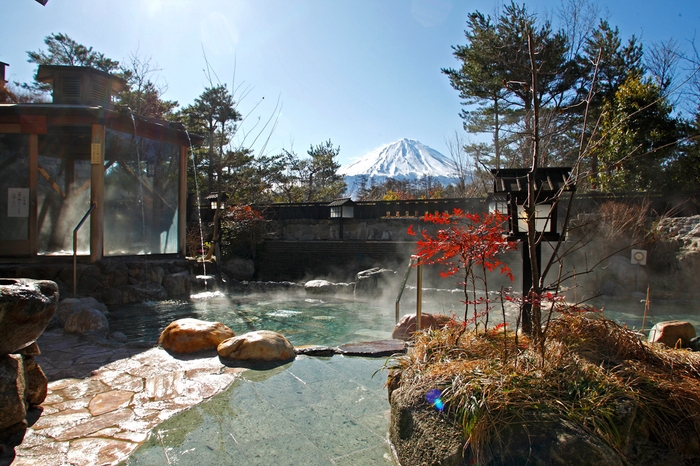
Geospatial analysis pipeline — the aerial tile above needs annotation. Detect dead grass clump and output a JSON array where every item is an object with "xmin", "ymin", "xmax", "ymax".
[{"xmin": 389, "ymin": 314, "xmax": 700, "ymax": 464}]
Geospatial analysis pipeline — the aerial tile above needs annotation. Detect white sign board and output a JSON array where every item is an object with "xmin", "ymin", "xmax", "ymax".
[
  {"xmin": 630, "ymin": 249, "xmax": 647, "ymax": 266},
  {"xmin": 7, "ymin": 188, "xmax": 29, "ymax": 218}
]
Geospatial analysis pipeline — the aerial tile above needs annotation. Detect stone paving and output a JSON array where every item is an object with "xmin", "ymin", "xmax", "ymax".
[
  {"xmin": 6, "ymin": 330, "xmax": 244, "ymax": 466},
  {"xmin": 4, "ymin": 331, "xmax": 404, "ymax": 466}
]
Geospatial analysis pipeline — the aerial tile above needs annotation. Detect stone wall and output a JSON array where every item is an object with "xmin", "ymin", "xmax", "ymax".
[
  {"xmin": 255, "ymin": 214, "xmax": 700, "ymax": 301},
  {"xmin": 0, "ymin": 258, "xmax": 193, "ymax": 306},
  {"xmin": 0, "ymin": 279, "xmax": 57, "ymax": 452},
  {"xmin": 255, "ymin": 240, "xmax": 416, "ymax": 282},
  {"xmin": 267, "ymin": 217, "xmax": 419, "ymax": 242}
]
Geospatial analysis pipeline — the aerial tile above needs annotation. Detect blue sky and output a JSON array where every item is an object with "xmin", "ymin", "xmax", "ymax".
[{"xmin": 2, "ymin": 0, "xmax": 700, "ymax": 166}]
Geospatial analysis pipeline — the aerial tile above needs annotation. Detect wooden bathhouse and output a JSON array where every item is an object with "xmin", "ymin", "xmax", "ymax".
[{"xmin": 0, "ymin": 64, "xmax": 199, "ymax": 262}]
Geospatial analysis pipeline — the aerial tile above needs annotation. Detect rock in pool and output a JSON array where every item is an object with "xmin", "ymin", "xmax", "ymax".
[
  {"xmin": 392, "ymin": 313, "xmax": 452, "ymax": 340},
  {"xmin": 217, "ymin": 330, "xmax": 295, "ymax": 362},
  {"xmin": 158, "ymin": 318, "xmax": 235, "ymax": 354}
]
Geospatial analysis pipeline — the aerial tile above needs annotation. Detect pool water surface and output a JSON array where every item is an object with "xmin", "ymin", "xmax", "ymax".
[
  {"xmin": 122, "ymin": 355, "xmax": 395, "ymax": 465},
  {"xmin": 108, "ymin": 293, "xmax": 403, "ymax": 346}
]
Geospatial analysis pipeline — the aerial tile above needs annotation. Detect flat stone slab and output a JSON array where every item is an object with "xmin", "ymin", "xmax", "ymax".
[
  {"xmin": 336, "ymin": 340, "xmax": 406, "ymax": 357},
  {"xmin": 9, "ymin": 331, "xmax": 244, "ymax": 466},
  {"xmin": 294, "ymin": 345, "xmax": 337, "ymax": 356}
]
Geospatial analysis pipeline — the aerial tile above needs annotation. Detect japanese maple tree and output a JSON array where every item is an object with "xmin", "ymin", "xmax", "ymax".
[{"xmin": 409, "ymin": 209, "xmax": 517, "ymax": 332}]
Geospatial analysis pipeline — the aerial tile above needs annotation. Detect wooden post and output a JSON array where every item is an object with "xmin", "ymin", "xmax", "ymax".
[
  {"xmin": 416, "ymin": 258, "xmax": 422, "ymax": 332},
  {"xmin": 90, "ymin": 124, "xmax": 105, "ymax": 262},
  {"xmin": 178, "ymin": 146, "xmax": 187, "ymax": 257},
  {"xmin": 28, "ymin": 134, "xmax": 38, "ymax": 256}
]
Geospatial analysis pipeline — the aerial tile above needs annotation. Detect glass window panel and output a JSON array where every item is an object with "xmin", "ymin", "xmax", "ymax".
[
  {"xmin": 37, "ymin": 129, "xmax": 92, "ymax": 254},
  {"xmin": 104, "ymin": 129, "xmax": 179, "ymax": 255},
  {"xmin": 0, "ymin": 134, "xmax": 29, "ymax": 241},
  {"xmin": 516, "ymin": 203, "xmax": 552, "ymax": 233}
]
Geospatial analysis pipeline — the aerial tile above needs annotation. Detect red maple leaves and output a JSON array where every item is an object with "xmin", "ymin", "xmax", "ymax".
[
  {"xmin": 228, "ymin": 204, "xmax": 264, "ymax": 222},
  {"xmin": 411, "ymin": 209, "xmax": 517, "ymax": 281}
]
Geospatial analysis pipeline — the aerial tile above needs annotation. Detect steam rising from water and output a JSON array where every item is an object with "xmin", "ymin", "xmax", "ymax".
[{"xmin": 191, "ymin": 290, "xmax": 225, "ymax": 300}]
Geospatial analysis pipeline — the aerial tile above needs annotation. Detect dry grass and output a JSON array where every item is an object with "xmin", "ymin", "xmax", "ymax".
[{"xmin": 389, "ymin": 314, "xmax": 700, "ymax": 463}]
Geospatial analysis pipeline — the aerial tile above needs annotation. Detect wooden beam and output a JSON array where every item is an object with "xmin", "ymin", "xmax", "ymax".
[
  {"xmin": 29, "ymin": 134, "xmax": 38, "ymax": 256},
  {"xmin": 0, "ymin": 124, "xmax": 21, "ymax": 133},
  {"xmin": 20, "ymin": 115, "xmax": 47, "ymax": 134},
  {"xmin": 118, "ymin": 161, "xmax": 175, "ymax": 211},
  {"xmin": 90, "ymin": 124, "xmax": 105, "ymax": 262},
  {"xmin": 47, "ymin": 115, "xmax": 98, "ymax": 126},
  {"xmin": 37, "ymin": 165, "xmax": 65, "ymax": 198},
  {"xmin": 75, "ymin": 178, "xmax": 91, "ymax": 196}
]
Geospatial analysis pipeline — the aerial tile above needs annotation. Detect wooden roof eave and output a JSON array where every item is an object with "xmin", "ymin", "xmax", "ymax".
[{"xmin": 0, "ymin": 104, "xmax": 204, "ymax": 147}]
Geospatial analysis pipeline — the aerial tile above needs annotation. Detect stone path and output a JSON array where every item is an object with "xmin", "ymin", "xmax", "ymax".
[
  {"xmin": 6, "ymin": 331, "xmax": 244, "ymax": 466},
  {"xmin": 4, "ymin": 332, "xmax": 405, "ymax": 466}
]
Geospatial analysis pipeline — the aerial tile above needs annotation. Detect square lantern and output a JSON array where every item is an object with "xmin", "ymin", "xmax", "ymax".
[
  {"xmin": 488, "ymin": 193, "xmax": 509, "ymax": 215},
  {"xmin": 205, "ymin": 192, "xmax": 228, "ymax": 211},
  {"xmin": 329, "ymin": 198, "xmax": 355, "ymax": 218},
  {"xmin": 492, "ymin": 167, "xmax": 574, "ymax": 335},
  {"xmin": 328, "ymin": 198, "xmax": 355, "ymax": 240},
  {"xmin": 491, "ymin": 167, "xmax": 573, "ymax": 241}
]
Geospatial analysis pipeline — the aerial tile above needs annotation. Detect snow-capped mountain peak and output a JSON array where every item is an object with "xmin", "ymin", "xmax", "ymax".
[
  {"xmin": 340, "ymin": 138, "xmax": 454, "ymax": 178},
  {"xmin": 339, "ymin": 138, "xmax": 458, "ymax": 195}
]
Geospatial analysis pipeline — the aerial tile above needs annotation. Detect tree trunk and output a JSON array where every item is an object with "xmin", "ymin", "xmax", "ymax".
[
  {"xmin": 493, "ymin": 95, "xmax": 501, "ymax": 170},
  {"xmin": 526, "ymin": 29, "xmax": 543, "ymax": 344}
]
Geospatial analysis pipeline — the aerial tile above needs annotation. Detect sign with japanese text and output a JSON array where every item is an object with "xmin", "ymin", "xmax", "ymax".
[{"xmin": 7, "ymin": 188, "xmax": 29, "ymax": 218}]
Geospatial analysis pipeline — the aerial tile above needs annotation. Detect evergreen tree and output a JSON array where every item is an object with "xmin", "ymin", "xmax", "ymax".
[
  {"xmin": 577, "ymin": 20, "xmax": 644, "ymax": 187},
  {"xmin": 272, "ymin": 141, "xmax": 345, "ymax": 203},
  {"xmin": 445, "ymin": 2, "xmax": 580, "ymax": 169},
  {"xmin": 443, "ymin": 11, "xmax": 511, "ymax": 169},
  {"xmin": 24, "ymin": 33, "xmax": 179, "ymax": 119},
  {"xmin": 593, "ymin": 76, "xmax": 680, "ymax": 192},
  {"xmin": 27, "ymin": 32, "xmax": 120, "ymax": 72},
  {"xmin": 353, "ymin": 175, "xmax": 371, "ymax": 201},
  {"xmin": 303, "ymin": 140, "xmax": 346, "ymax": 202},
  {"xmin": 665, "ymin": 109, "xmax": 700, "ymax": 191},
  {"xmin": 581, "ymin": 20, "xmax": 643, "ymax": 106},
  {"xmin": 182, "ymin": 85, "xmax": 241, "ymax": 195},
  {"xmin": 24, "ymin": 33, "xmax": 120, "ymax": 96}
]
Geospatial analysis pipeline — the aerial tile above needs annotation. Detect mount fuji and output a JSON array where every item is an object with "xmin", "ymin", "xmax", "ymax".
[{"xmin": 339, "ymin": 138, "xmax": 459, "ymax": 196}]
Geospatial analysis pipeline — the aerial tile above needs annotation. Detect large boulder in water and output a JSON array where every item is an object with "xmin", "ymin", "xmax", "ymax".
[
  {"xmin": 304, "ymin": 279, "xmax": 354, "ymax": 295},
  {"xmin": 354, "ymin": 267, "xmax": 397, "ymax": 298},
  {"xmin": 221, "ymin": 258, "xmax": 256, "ymax": 281},
  {"xmin": 63, "ymin": 308, "xmax": 110, "ymax": 337},
  {"xmin": 217, "ymin": 330, "xmax": 295, "ymax": 362},
  {"xmin": 304, "ymin": 279, "xmax": 336, "ymax": 295},
  {"xmin": 158, "ymin": 318, "xmax": 235, "ymax": 354},
  {"xmin": 648, "ymin": 320, "xmax": 696, "ymax": 348},
  {"xmin": 0, "ymin": 278, "xmax": 58, "ymax": 355},
  {"xmin": 162, "ymin": 271, "xmax": 191, "ymax": 297},
  {"xmin": 56, "ymin": 296, "xmax": 108, "ymax": 327},
  {"xmin": 392, "ymin": 313, "xmax": 452, "ymax": 340}
]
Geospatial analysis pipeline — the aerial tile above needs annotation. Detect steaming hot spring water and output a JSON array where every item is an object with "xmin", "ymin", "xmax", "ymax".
[
  {"xmin": 109, "ymin": 291, "xmax": 400, "ymax": 347},
  {"xmin": 108, "ymin": 290, "xmax": 423, "ymax": 465},
  {"xmin": 104, "ymin": 288, "xmax": 698, "ymax": 465}
]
